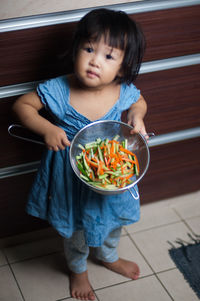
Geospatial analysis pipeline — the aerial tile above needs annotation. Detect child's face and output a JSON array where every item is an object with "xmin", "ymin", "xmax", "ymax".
[{"xmin": 74, "ymin": 36, "xmax": 124, "ymax": 89}]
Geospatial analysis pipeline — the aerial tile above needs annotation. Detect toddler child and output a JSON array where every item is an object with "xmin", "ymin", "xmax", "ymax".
[{"xmin": 13, "ymin": 8, "xmax": 147, "ymax": 300}]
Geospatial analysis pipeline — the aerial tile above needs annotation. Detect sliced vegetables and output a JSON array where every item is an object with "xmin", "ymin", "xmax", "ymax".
[{"xmin": 76, "ymin": 136, "xmax": 139, "ymax": 190}]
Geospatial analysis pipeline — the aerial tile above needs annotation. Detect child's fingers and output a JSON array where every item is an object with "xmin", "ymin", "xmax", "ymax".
[
  {"xmin": 45, "ymin": 128, "xmax": 70, "ymax": 151},
  {"xmin": 46, "ymin": 138, "xmax": 70, "ymax": 151},
  {"xmin": 62, "ymin": 137, "xmax": 71, "ymax": 147},
  {"xmin": 130, "ymin": 124, "xmax": 147, "ymax": 137}
]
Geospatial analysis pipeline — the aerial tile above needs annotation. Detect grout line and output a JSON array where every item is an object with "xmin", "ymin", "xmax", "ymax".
[
  {"xmin": 93, "ymin": 274, "xmax": 153, "ymax": 292},
  {"xmin": 153, "ymin": 272, "xmax": 174, "ymax": 301},
  {"xmin": 55, "ymin": 297, "xmax": 74, "ymax": 301},
  {"xmin": 125, "ymin": 231, "xmax": 161, "ymax": 290},
  {"xmin": 2, "ymin": 250, "xmax": 26, "ymax": 301},
  {"xmin": 126, "ymin": 232, "xmax": 156, "ymax": 273},
  {"xmin": 94, "ymin": 292, "xmax": 100, "ymax": 301},
  {"xmin": 6, "ymin": 249, "xmax": 63, "ymax": 265},
  {"xmin": 125, "ymin": 219, "xmax": 184, "ymax": 236},
  {"xmin": 55, "ymin": 286, "xmax": 100, "ymax": 301},
  {"xmin": 156, "ymin": 266, "xmax": 178, "ymax": 275},
  {"xmin": 126, "ymin": 234, "xmax": 175, "ymax": 300},
  {"xmin": 172, "ymin": 208, "xmax": 200, "ymax": 237}
]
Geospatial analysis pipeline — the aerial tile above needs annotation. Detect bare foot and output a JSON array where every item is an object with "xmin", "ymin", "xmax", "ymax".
[
  {"xmin": 70, "ymin": 270, "xmax": 95, "ymax": 300},
  {"xmin": 102, "ymin": 258, "xmax": 140, "ymax": 280}
]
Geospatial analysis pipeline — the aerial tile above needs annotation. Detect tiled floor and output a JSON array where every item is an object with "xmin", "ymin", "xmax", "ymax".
[{"xmin": 0, "ymin": 190, "xmax": 200, "ymax": 301}]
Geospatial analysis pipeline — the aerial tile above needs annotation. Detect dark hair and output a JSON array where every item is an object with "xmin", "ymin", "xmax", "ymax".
[{"xmin": 72, "ymin": 8, "xmax": 146, "ymax": 84}]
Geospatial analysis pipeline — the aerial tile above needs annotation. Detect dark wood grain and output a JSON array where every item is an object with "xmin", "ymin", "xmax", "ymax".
[
  {"xmin": 0, "ymin": 96, "xmax": 44, "ymax": 168},
  {"xmin": 139, "ymin": 137, "xmax": 200, "ymax": 203},
  {"xmin": 135, "ymin": 64, "xmax": 200, "ymax": 135},
  {"xmin": 0, "ymin": 173, "xmax": 49, "ymax": 238},
  {"xmin": 134, "ymin": 5, "xmax": 200, "ymax": 62}
]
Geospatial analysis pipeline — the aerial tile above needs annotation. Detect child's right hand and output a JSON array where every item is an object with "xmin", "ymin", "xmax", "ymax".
[
  {"xmin": 13, "ymin": 91, "xmax": 70, "ymax": 151},
  {"xmin": 43, "ymin": 125, "xmax": 70, "ymax": 151}
]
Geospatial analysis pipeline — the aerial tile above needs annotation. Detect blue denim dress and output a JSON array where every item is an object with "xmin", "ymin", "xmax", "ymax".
[{"xmin": 26, "ymin": 75, "xmax": 141, "ymax": 247}]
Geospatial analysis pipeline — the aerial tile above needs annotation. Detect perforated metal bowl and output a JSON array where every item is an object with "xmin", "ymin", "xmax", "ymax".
[{"xmin": 69, "ymin": 120, "xmax": 150, "ymax": 196}]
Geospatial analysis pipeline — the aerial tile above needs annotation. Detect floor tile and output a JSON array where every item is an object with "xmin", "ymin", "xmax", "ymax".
[
  {"xmin": 185, "ymin": 216, "xmax": 200, "ymax": 236},
  {"xmin": 121, "ymin": 227, "xmax": 127, "ymax": 235},
  {"xmin": 125, "ymin": 199, "xmax": 180, "ymax": 233},
  {"xmin": 88, "ymin": 235, "xmax": 153, "ymax": 290},
  {"xmin": 131, "ymin": 221, "xmax": 193, "ymax": 272},
  {"xmin": 0, "ymin": 191, "xmax": 199, "ymax": 301},
  {"xmin": 117, "ymin": 235, "xmax": 153, "ymax": 277},
  {"xmin": 96, "ymin": 275, "xmax": 172, "ymax": 301},
  {"xmin": 118, "ymin": 236, "xmax": 153, "ymax": 277},
  {"xmin": 0, "ymin": 249, "xmax": 7, "ymax": 266},
  {"xmin": 11, "ymin": 253, "xmax": 70, "ymax": 301},
  {"xmin": 0, "ymin": 227, "xmax": 57, "ymax": 248},
  {"xmin": 0, "ymin": 265, "xmax": 23, "ymax": 301},
  {"xmin": 170, "ymin": 190, "xmax": 200, "ymax": 219},
  {"xmin": 4, "ymin": 235, "xmax": 63, "ymax": 263},
  {"xmin": 158, "ymin": 268, "xmax": 199, "ymax": 301}
]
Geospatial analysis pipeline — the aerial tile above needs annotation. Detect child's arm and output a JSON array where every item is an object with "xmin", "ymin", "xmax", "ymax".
[
  {"xmin": 127, "ymin": 94, "xmax": 147, "ymax": 136},
  {"xmin": 13, "ymin": 91, "xmax": 70, "ymax": 151}
]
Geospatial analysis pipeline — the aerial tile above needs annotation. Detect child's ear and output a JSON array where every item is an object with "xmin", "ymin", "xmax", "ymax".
[
  {"xmin": 117, "ymin": 66, "xmax": 124, "ymax": 77},
  {"xmin": 114, "ymin": 66, "xmax": 124, "ymax": 83}
]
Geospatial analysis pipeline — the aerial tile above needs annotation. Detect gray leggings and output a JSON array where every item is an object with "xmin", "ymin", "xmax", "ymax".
[{"xmin": 64, "ymin": 227, "xmax": 122, "ymax": 273}]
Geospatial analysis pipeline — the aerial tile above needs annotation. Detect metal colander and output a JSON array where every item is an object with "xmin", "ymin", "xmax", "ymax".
[{"xmin": 69, "ymin": 120, "xmax": 150, "ymax": 197}]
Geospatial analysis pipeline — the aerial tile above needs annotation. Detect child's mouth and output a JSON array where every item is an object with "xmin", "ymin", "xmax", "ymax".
[{"xmin": 87, "ymin": 70, "xmax": 99, "ymax": 78}]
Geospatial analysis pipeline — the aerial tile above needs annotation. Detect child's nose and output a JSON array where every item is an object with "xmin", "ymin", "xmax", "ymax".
[{"xmin": 90, "ymin": 55, "xmax": 100, "ymax": 68}]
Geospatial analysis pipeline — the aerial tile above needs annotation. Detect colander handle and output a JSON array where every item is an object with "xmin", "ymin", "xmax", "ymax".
[
  {"xmin": 144, "ymin": 132, "xmax": 155, "ymax": 139},
  {"xmin": 8, "ymin": 124, "xmax": 45, "ymax": 145},
  {"xmin": 128, "ymin": 187, "xmax": 139, "ymax": 200}
]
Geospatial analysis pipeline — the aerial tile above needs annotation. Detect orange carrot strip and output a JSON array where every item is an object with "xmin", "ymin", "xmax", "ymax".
[
  {"xmin": 91, "ymin": 157, "xmax": 98, "ymax": 163},
  {"xmin": 119, "ymin": 146, "xmax": 136, "ymax": 156},
  {"xmin": 115, "ymin": 173, "xmax": 134, "ymax": 181},
  {"xmin": 119, "ymin": 146, "xmax": 140, "ymax": 172},
  {"xmin": 110, "ymin": 141, "xmax": 115, "ymax": 155},
  {"xmin": 97, "ymin": 160, "xmax": 104, "ymax": 175},
  {"xmin": 85, "ymin": 155, "xmax": 98, "ymax": 168},
  {"xmin": 121, "ymin": 157, "xmax": 136, "ymax": 164}
]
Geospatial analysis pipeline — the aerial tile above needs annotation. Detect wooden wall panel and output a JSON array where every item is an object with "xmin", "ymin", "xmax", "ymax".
[
  {"xmin": 0, "ymin": 96, "xmax": 44, "ymax": 168},
  {"xmin": 139, "ymin": 137, "xmax": 200, "ymax": 203},
  {"xmin": 135, "ymin": 64, "xmax": 200, "ymax": 135},
  {"xmin": 0, "ymin": 173, "xmax": 48, "ymax": 238},
  {"xmin": 134, "ymin": 5, "xmax": 200, "ymax": 62},
  {"xmin": 0, "ymin": 5, "xmax": 199, "ymax": 86},
  {"xmin": 0, "ymin": 22, "xmax": 76, "ymax": 86}
]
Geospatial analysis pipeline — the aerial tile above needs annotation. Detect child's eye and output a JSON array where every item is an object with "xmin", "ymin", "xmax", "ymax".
[
  {"xmin": 85, "ymin": 47, "xmax": 93, "ymax": 53},
  {"xmin": 106, "ymin": 54, "xmax": 113, "ymax": 60}
]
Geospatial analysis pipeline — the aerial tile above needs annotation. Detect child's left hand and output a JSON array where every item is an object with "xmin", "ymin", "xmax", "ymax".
[
  {"xmin": 127, "ymin": 115, "xmax": 148, "ymax": 138},
  {"xmin": 127, "ymin": 94, "xmax": 148, "ymax": 139}
]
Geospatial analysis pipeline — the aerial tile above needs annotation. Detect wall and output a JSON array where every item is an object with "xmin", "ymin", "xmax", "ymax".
[
  {"xmin": 0, "ymin": 0, "xmax": 200, "ymax": 238},
  {"xmin": 0, "ymin": 0, "xmax": 141, "ymax": 20}
]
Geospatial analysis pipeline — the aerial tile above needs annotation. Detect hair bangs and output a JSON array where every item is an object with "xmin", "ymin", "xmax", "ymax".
[{"xmin": 80, "ymin": 17, "xmax": 127, "ymax": 51}]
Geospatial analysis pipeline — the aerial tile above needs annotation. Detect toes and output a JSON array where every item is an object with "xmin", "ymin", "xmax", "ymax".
[
  {"xmin": 88, "ymin": 291, "xmax": 95, "ymax": 300},
  {"xmin": 133, "ymin": 273, "xmax": 139, "ymax": 280},
  {"xmin": 71, "ymin": 290, "xmax": 95, "ymax": 300},
  {"xmin": 132, "ymin": 265, "xmax": 140, "ymax": 280}
]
